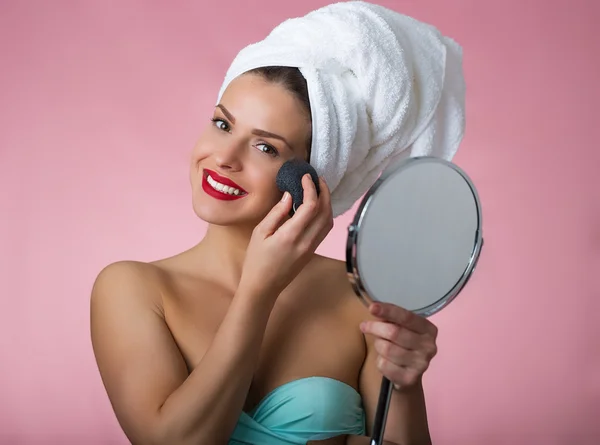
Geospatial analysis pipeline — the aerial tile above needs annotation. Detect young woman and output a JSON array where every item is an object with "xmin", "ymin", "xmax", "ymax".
[
  {"xmin": 91, "ymin": 66, "xmax": 438, "ymax": 445},
  {"xmin": 91, "ymin": 2, "xmax": 464, "ymax": 444}
]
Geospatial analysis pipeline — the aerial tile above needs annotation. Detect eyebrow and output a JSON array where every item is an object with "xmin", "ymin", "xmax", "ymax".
[{"xmin": 216, "ymin": 104, "xmax": 294, "ymax": 152}]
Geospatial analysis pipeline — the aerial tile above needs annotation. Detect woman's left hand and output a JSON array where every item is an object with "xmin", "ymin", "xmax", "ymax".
[{"xmin": 360, "ymin": 302, "xmax": 438, "ymax": 389}]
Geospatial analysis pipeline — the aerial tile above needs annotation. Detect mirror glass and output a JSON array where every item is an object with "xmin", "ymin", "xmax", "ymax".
[{"xmin": 347, "ymin": 157, "xmax": 483, "ymax": 316}]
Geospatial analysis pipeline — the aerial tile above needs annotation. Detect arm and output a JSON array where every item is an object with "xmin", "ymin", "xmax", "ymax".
[
  {"xmin": 358, "ymin": 305, "xmax": 436, "ymax": 445},
  {"xmin": 91, "ymin": 176, "xmax": 333, "ymax": 445},
  {"xmin": 90, "ymin": 261, "xmax": 277, "ymax": 445},
  {"xmin": 359, "ymin": 338, "xmax": 431, "ymax": 445}
]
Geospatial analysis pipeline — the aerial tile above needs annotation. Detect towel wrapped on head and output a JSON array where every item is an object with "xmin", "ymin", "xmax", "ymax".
[{"xmin": 217, "ymin": 0, "xmax": 466, "ymax": 217}]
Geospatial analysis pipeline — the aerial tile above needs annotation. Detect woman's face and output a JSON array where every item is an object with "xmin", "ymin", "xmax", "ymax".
[{"xmin": 190, "ymin": 73, "xmax": 311, "ymax": 228}]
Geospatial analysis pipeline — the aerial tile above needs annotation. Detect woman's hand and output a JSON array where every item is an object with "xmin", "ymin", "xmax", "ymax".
[
  {"xmin": 240, "ymin": 174, "xmax": 333, "ymax": 299},
  {"xmin": 360, "ymin": 302, "xmax": 439, "ymax": 389}
]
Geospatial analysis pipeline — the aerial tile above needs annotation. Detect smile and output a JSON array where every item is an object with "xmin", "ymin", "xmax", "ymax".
[
  {"xmin": 201, "ymin": 169, "xmax": 247, "ymax": 201},
  {"xmin": 207, "ymin": 174, "xmax": 243, "ymax": 195}
]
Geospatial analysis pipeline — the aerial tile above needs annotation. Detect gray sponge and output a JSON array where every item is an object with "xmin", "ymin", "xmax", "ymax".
[{"xmin": 276, "ymin": 159, "xmax": 321, "ymax": 214}]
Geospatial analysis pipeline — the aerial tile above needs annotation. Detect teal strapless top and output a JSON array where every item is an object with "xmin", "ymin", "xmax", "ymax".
[{"xmin": 229, "ymin": 376, "xmax": 365, "ymax": 445}]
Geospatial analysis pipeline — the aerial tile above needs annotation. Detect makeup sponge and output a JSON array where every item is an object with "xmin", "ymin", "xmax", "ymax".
[{"xmin": 276, "ymin": 159, "xmax": 321, "ymax": 213}]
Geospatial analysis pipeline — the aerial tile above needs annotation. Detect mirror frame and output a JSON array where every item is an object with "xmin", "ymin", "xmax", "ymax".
[{"xmin": 345, "ymin": 156, "xmax": 484, "ymax": 317}]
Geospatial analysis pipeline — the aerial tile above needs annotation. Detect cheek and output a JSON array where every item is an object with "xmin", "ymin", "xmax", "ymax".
[
  {"xmin": 190, "ymin": 140, "xmax": 211, "ymax": 164},
  {"xmin": 189, "ymin": 141, "xmax": 211, "ymax": 188},
  {"xmin": 190, "ymin": 124, "xmax": 216, "ymax": 161},
  {"xmin": 246, "ymin": 166, "xmax": 283, "ymax": 206}
]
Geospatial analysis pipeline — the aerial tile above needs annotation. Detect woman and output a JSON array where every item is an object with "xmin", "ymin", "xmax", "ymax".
[{"xmin": 91, "ymin": 2, "xmax": 465, "ymax": 444}]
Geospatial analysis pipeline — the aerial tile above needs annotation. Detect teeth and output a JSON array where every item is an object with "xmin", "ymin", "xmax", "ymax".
[{"xmin": 207, "ymin": 175, "xmax": 242, "ymax": 196}]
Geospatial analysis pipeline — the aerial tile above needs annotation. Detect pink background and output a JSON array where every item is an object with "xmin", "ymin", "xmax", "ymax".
[{"xmin": 1, "ymin": 1, "xmax": 599, "ymax": 444}]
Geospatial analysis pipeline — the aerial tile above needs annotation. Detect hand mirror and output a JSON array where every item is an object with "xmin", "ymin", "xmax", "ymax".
[{"xmin": 345, "ymin": 156, "xmax": 484, "ymax": 445}]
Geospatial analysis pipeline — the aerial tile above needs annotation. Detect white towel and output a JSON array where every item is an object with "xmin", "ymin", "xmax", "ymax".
[{"xmin": 217, "ymin": 1, "xmax": 466, "ymax": 217}]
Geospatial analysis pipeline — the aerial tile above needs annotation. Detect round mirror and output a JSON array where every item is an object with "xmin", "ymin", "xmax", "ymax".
[{"xmin": 345, "ymin": 156, "xmax": 483, "ymax": 444}]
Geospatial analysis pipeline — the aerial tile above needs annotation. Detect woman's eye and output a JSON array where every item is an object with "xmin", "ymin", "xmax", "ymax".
[
  {"xmin": 255, "ymin": 143, "xmax": 279, "ymax": 157},
  {"xmin": 211, "ymin": 118, "xmax": 230, "ymax": 132}
]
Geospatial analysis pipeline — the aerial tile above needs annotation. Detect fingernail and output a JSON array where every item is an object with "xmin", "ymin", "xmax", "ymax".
[
  {"xmin": 359, "ymin": 322, "xmax": 367, "ymax": 331},
  {"xmin": 281, "ymin": 192, "xmax": 290, "ymax": 202},
  {"xmin": 371, "ymin": 304, "xmax": 381, "ymax": 316}
]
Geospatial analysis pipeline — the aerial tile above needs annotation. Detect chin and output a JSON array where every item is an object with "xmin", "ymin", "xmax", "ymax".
[
  {"xmin": 191, "ymin": 195, "xmax": 267, "ymax": 228},
  {"xmin": 192, "ymin": 199, "xmax": 240, "ymax": 226}
]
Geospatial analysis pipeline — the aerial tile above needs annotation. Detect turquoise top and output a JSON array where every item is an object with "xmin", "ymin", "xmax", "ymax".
[{"xmin": 229, "ymin": 376, "xmax": 366, "ymax": 444}]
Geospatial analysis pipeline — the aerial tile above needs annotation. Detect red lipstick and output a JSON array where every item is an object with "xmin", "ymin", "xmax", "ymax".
[{"xmin": 202, "ymin": 169, "xmax": 247, "ymax": 201}]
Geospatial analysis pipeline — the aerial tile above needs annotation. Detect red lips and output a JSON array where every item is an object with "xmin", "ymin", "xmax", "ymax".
[
  {"xmin": 204, "ymin": 169, "xmax": 247, "ymax": 193},
  {"xmin": 201, "ymin": 168, "xmax": 247, "ymax": 201}
]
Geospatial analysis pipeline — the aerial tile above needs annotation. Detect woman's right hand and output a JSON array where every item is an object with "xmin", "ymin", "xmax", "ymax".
[{"xmin": 239, "ymin": 173, "xmax": 333, "ymax": 299}]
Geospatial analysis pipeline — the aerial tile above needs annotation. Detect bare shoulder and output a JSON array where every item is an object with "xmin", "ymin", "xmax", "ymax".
[
  {"xmin": 90, "ymin": 259, "xmax": 190, "ymax": 443},
  {"xmin": 308, "ymin": 255, "xmax": 371, "ymax": 321},
  {"xmin": 309, "ymin": 254, "xmax": 348, "ymax": 285},
  {"xmin": 93, "ymin": 259, "xmax": 165, "ymax": 284},
  {"xmin": 91, "ymin": 260, "xmax": 168, "ymax": 308}
]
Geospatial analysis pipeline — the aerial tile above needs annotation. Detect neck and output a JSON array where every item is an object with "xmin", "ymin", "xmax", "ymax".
[{"xmin": 191, "ymin": 222, "xmax": 255, "ymax": 291}]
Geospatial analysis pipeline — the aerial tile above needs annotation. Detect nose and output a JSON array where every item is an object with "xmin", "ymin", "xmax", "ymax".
[{"xmin": 214, "ymin": 140, "xmax": 243, "ymax": 171}]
